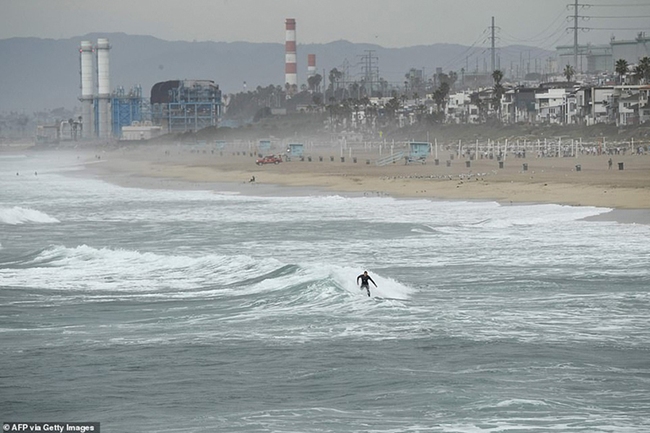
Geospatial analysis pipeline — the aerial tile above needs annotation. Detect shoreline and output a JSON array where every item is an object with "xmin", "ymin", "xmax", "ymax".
[
  {"xmin": 5, "ymin": 144, "xmax": 650, "ymax": 223},
  {"xmin": 74, "ymin": 143, "xmax": 650, "ymax": 224}
]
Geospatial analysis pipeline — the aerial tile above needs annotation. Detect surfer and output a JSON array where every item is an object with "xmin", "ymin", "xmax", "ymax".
[{"xmin": 356, "ymin": 271, "xmax": 377, "ymax": 297}]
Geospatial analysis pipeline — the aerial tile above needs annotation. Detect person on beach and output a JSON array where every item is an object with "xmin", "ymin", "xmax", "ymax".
[
  {"xmin": 357, "ymin": 271, "xmax": 377, "ymax": 297},
  {"xmin": 608, "ymin": 158, "xmax": 613, "ymax": 169}
]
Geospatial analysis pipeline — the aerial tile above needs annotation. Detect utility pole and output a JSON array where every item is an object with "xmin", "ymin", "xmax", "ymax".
[{"xmin": 573, "ymin": 0, "xmax": 578, "ymax": 71}]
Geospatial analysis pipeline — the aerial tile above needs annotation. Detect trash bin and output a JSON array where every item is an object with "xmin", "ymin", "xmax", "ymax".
[
  {"xmin": 523, "ymin": 163, "xmax": 528, "ymax": 171},
  {"xmin": 330, "ymin": 156, "xmax": 334, "ymax": 162},
  {"xmin": 618, "ymin": 162, "xmax": 624, "ymax": 170},
  {"xmin": 319, "ymin": 156, "xmax": 323, "ymax": 162},
  {"xmin": 446, "ymin": 160, "xmax": 451, "ymax": 167},
  {"xmin": 575, "ymin": 164, "xmax": 581, "ymax": 172},
  {"xmin": 341, "ymin": 157, "xmax": 345, "ymax": 163},
  {"xmin": 434, "ymin": 159, "xmax": 439, "ymax": 166},
  {"xmin": 308, "ymin": 156, "xmax": 312, "ymax": 162},
  {"xmin": 465, "ymin": 160, "xmax": 471, "ymax": 168},
  {"xmin": 499, "ymin": 161, "xmax": 504, "ymax": 169},
  {"xmin": 353, "ymin": 157, "xmax": 357, "ymax": 163}
]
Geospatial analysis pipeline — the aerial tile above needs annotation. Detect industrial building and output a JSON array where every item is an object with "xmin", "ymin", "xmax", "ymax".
[
  {"xmin": 150, "ymin": 80, "xmax": 223, "ymax": 133},
  {"xmin": 556, "ymin": 33, "xmax": 650, "ymax": 74}
]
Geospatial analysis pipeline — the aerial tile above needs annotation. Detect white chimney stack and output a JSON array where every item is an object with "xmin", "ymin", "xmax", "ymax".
[
  {"xmin": 79, "ymin": 40, "xmax": 94, "ymax": 139},
  {"xmin": 96, "ymin": 38, "xmax": 111, "ymax": 139}
]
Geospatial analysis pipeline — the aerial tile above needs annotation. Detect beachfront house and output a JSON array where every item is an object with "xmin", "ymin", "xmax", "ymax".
[
  {"xmin": 535, "ymin": 88, "xmax": 568, "ymax": 124},
  {"xmin": 445, "ymin": 92, "xmax": 471, "ymax": 124},
  {"xmin": 640, "ymin": 86, "xmax": 650, "ymax": 124},
  {"xmin": 501, "ymin": 87, "xmax": 537, "ymax": 124},
  {"xmin": 609, "ymin": 85, "xmax": 650, "ymax": 126},
  {"xmin": 582, "ymin": 86, "xmax": 616, "ymax": 125}
]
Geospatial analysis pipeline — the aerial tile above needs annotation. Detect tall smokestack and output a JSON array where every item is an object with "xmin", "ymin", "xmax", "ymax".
[
  {"xmin": 79, "ymin": 40, "xmax": 94, "ymax": 139},
  {"xmin": 307, "ymin": 54, "xmax": 316, "ymax": 78},
  {"xmin": 285, "ymin": 18, "xmax": 297, "ymax": 92},
  {"xmin": 96, "ymin": 38, "xmax": 111, "ymax": 139}
]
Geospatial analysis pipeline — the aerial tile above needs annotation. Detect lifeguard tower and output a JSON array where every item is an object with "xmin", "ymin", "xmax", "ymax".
[
  {"xmin": 287, "ymin": 143, "xmax": 304, "ymax": 160},
  {"xmin": 258, "ymin": 140, "xmax": 271, "ymax": 156},
  {"xmin": 407, "ymin": 142, "xmax": 430, "ymax": 164}
]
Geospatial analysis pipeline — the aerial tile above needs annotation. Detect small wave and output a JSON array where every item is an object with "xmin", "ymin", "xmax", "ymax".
[
  {"xmin": 0, "ymin": 206, "xmax": 59, "ymax": 225},
  {"xmin": 411, "ymin": 224, "xmax": 442, "ymax": 235},
  {"xmin": 495, "ymin": 398, "xmax": 549, "ymax": 407}
]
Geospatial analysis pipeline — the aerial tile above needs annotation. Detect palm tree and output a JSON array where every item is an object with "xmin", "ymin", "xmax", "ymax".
[
  {"xmin": 328, "ymin": 68, "xmax": 343, "ymax": 101},
  {"xmin": 383, "ymin": 97, "xmax": 401, "ymax": 123},
  {"xmin": 563, "ymin": 65, "xmax": 575, "ymax": 82},
  {"xmin": 307, "ymin": 74, "xmax": 322, "ymax": 93},
  {"xmin": 615, "ymin": 59, "xmax": 629, "ymax": 84},
  {"xmin": 635, "ymin": 57, "xmax": 650, "ymax": 84},
  {"xmin": 433, "ymin": 82, "xmax": 450, "ymax": 114}
]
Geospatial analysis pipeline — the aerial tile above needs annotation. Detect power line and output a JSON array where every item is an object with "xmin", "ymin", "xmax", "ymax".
[
  {"xmin": 499, "ymin": 9, "xmax": 568, "ymax": 44},
  {"xmin": 588, "ymin": 15, "xmax": 650, "ymax": 18},
  {"xmin": 589, "ymin": 26, "xmax": 650, "ymax": 30},
  {"xmin": 438, "ymin": 28, "xmax": 490, "ymax": 71},
  {"xmin": 586, "ymin": 3, "xmax": 650, "ymax": 6}
]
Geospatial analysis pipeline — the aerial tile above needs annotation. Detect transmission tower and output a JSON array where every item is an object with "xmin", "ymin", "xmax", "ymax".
[
  {"xmin": 567, "ymin": 0, "xmax": 590, "ymax": 72},
  {"xmin": 358, "ymin": 50, "xmax": 379, "ymax": 97},
  {"xmin": 486, "ymin": 16, "xmax": 501, "ymax": 73}
]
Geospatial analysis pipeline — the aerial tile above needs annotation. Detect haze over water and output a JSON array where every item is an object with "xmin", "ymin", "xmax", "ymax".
[{"xmin": 2, "ymin": 152, "xmax": 650, "ymax": 432}]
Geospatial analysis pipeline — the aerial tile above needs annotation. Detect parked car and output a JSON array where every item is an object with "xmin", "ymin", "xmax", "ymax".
[{"xmin": 256, "ymin": 155, "xmax": 282, "ymax": 165}]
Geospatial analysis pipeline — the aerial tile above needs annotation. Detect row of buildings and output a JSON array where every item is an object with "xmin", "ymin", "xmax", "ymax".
[{"xmin": 441, "ymin": 82, "xmax": 650, "ymax": 127}]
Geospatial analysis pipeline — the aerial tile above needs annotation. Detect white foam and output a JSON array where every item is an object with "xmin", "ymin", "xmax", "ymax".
[
  {"xmin": 8, "ymin": 244, "xmax": 286, "ymax": 295},
  {"xmin": 329, "ymin": 265, "xmax": 415, "ymax": 300},
  {"xmin": 0, "ymin": 206, "xmax": 60, "ymax": 225}
]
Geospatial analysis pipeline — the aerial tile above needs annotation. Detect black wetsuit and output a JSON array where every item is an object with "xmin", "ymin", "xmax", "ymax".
[{"xmin": 357, "ymin": 273, "xmax": 376, "ymax": 296}]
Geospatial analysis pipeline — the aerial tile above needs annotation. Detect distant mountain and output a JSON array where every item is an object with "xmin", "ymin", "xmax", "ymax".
[{"xmin": 0, "ymin": 32, "xmax": 553, "ymax": 112}]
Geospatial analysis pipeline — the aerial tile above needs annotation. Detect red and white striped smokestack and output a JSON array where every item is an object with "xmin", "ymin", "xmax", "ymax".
[
  {"xmin": 285, "ymin": 18, "xmax": 297, "ymax": 89},
  {"xmin": 307, "ymin": 54, "xmax": 316, "ymax": 78}
]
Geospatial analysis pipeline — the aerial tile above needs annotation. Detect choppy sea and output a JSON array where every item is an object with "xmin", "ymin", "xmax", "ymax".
[{"xmin": 1, "ymin": 151, "xmax": 650, "ymax": 432}]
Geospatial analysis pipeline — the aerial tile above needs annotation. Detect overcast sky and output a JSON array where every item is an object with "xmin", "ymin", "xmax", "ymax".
[{"xmin": 2, "ymin": 0, "xmax": 649, "ymax": 49}]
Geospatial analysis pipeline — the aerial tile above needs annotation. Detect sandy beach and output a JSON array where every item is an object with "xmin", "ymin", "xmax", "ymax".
[{"xmin": 78, "ymin": 141, "xmax": 650, "ymax": 211}]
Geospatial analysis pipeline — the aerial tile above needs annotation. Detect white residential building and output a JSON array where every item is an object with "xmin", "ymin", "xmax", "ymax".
[
  {"xmin": 445, "ymin": 92, "xmax": 471, "ymax": 124},
  {"xmin": 535, "ymin": 88, "xmax": 568, "ymax": 124}
]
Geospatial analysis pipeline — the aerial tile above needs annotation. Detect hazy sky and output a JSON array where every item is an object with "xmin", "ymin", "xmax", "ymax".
[{"xmin": 2, "ymin": 0, "xmax": 649, "ymax": 48}]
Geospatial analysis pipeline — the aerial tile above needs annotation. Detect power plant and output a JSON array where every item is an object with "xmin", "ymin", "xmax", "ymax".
[
  {"xmin": 74, "ymin": 19, "xmax": 301, "ymax": 141},
  {"xmin": 77, "ymin": 38, "xmax": 222, "ymax": 141},
  {"xmin": 78, "ymin": 38, "xmax": 145, "ymax": 140}
]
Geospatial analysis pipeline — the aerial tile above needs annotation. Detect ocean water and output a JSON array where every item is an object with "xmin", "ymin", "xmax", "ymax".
[{"xmin": 1, "ymin": 152, "xmax": 650, "ymax": 432}]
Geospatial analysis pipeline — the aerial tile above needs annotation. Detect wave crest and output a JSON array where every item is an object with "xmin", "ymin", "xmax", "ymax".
[{"xmin": 0, "ymin": 206, "xmax": 59, "ymax": 225}]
